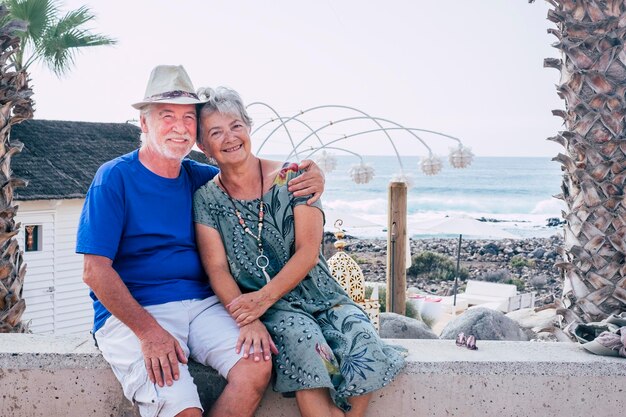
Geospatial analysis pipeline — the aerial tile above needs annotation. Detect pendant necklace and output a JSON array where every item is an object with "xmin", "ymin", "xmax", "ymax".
[{"xmin": 217, "ymin": 159, "xmax": 271, "ymax": 284}]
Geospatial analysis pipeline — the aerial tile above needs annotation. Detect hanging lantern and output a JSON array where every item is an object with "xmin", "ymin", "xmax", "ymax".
[
  {"xmin": 420, "ymin": 155, "xmax": 443, "ymax": 176},
  {"xmin": 391, "ymin": 173, "xmax": 414, "ymax": 189},
  {"xmin": 348, "ymin": 162, "xmax": 375, "ymax": 184},
  {"xmin": 314, "ymin": 150, "xmax": 337, "ymax": 173},
  {"xmin": 326, "ymin": 220, "xmax": 380, "ymax": 330},
  {"xmin": 449, "ymin": 145, "xmax": 474, "ymax": 168}
]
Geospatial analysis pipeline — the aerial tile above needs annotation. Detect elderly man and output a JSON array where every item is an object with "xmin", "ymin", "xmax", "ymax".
[{"xmin": 76, "ymin": 65, "xmax": 324, "ymax": 417}]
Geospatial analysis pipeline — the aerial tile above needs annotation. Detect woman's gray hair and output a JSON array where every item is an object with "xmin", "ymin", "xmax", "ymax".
[{"xmin": 197, "ymin": 86, "xmax": 253, "ymax": 145}]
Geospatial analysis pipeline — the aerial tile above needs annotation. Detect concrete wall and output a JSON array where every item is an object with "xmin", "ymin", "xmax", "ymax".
[{"xmin": 0, "ymin": 335, "xmax": 625, "ymax": 417}]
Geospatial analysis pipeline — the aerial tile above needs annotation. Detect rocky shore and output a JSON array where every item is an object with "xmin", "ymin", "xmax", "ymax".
[{"xmin": 325, "ymin": 234, "xmax": 564, "ymax": 307}]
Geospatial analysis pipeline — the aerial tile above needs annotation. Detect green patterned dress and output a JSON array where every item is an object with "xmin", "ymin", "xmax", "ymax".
[{"xmin": 193, "ymin": 164, "xmax": 405, "ymax": 411}]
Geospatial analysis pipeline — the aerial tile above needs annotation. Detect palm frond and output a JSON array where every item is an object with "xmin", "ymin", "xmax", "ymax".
[
  {"xmin": 3, "ymin": 0, "xmax": 56, "ymax": 47},
  {"xmin": 38, "ymin": 27, "xmax": 115, "ymax": 76},
  {"xmin": 53, "ymin": 5, "xmax": 99, "ymax": 37},
  {"xmin": 46, "ymin": 5, "xmax": 115, "ymax": 47},
  {"xmin": 6, "ymin": 0, "xmax": 115, "ymax": 75}
]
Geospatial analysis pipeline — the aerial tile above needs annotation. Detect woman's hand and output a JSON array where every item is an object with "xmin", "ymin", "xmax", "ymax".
[
  {"xmin": 288, "ymin": 159, "xmax": 325, "ymax": 205},
  {"xmin": 227, "ymin": 290, "xmax": 274, "ymax": 326},
  {"xmin": 236, "ymin": 319, "xmax": 279, "ymax": 362}
]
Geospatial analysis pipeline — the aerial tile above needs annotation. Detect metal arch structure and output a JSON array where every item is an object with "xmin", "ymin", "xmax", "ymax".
[
  {"xmin": 285, "ymin": 126, "xmax": 454, "ymax": 162},
  {"xmin": 246, "ymin": 102, "xmax": 471, "ymax": 177},
  {"xmin": 246, "ymin": 101, "xmax": 302, "ymax": 160},
  {"xmin": 301, "ymin": 145, "xmax": 366, "ymax": 163},
  {"xmin": 248, "ymin": 103, "xmax": 409, "ymax": 173}
]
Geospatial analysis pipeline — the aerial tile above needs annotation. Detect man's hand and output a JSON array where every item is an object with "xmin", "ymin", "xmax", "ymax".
[
  {"xmin": 236, "ymin": 319, "xmax": 279, "ymax": 362},
  {"xmin": 227, "ymin": 290, "xmax": 273, "ymax": 326},
  {"xmin": 137, "ymin": 325, "xmax": 187, "ymax": 387},
  {"xmin": 288, "ymin": 159, "xmax": 325, "ymax": 205}
]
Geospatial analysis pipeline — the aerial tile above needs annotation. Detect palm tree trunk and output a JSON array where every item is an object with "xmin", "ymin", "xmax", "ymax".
[
  {"xmin": 0, "ymin": 5, "xmax": 34, "ymax": 333},
  {"xmin": 543, "ymin": 0, "xmax": 626, "ymax": 324}
]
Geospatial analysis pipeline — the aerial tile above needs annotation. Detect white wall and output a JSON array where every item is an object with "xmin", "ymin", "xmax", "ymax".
[{"xmin": 16, "ymin": 199, "xmax": 91, "ymax": 335}]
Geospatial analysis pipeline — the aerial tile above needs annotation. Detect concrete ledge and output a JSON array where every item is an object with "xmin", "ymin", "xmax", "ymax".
[{"xmin": 1, "ymin": 335, "xmax": 625, "ymax": 416}]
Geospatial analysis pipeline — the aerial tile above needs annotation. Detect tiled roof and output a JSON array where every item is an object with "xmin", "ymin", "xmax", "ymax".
[{"xmin": 10, "ymin": 119, "xmax": 210, "ymax": 200}]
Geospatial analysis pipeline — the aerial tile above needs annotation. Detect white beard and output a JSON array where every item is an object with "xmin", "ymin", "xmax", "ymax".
[{"xmin": 143, "ymin": 134, "xmax": 193, "ymax": 161}]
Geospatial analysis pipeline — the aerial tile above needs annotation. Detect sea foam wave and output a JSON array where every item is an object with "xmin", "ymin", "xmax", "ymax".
[
  {"xmin": 315, "ymin": 156, "xmax": 564, "ymax": 238},
  {"xmin": 531, "ymin": 198, "xmax": 565, "ymax": 215}
]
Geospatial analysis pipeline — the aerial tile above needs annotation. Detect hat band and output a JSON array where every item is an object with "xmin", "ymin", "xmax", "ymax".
[{"xmin": 144, "ymin": 90, "xmax": 199, "ymax": 102}]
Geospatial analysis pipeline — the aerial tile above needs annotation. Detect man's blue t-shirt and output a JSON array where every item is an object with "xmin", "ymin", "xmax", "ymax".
[{"xmin": 76, "ymin": 150, "xmax": 219, "ymax": 333}]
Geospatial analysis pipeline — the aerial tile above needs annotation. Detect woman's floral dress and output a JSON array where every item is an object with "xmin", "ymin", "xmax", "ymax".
[{"xmin": 193, "ymin": 164, "xmax": 405, "ymax": 411}]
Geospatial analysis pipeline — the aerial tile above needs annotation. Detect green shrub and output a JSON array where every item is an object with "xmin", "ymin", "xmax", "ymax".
[
  {"xmin": 407, "ymin": 251, "xmax": 469, "ymax": 282},
  {"xmin": 505, "ymin": 277, "xmax": 526, "ymax": 292},
  {"xmin": 510, "ymin": 255, "xmax": 535, "ymax": 269}
]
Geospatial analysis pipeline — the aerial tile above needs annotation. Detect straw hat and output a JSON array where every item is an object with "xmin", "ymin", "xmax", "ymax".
[{"xmin": 131, "ymin": 65, "xmax": 205, "ymax": 109}]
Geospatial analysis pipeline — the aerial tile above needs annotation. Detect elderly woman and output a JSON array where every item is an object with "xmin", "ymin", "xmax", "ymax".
[{"xmin": 193, "ymin": 87, "xmax": 404, "ymax": 417}]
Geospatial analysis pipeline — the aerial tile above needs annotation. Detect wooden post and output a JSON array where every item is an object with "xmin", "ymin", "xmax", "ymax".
[{"xmin": 386, "ymin": 181, "xmax": 407, "ymax": 315}]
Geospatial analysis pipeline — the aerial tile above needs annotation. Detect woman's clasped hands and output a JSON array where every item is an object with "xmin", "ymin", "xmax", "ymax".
[
  {"xmin": 228, "ymin": 290, "xmax": 278, "ymax": 361},
  {"xmin": 227, "ymin": 290, "xmax": 273, "ymax": 326}
]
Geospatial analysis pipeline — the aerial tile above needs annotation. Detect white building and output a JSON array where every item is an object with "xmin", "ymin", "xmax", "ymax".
[{"xmin": 11, "ymin": 120, "xmax": 209, "ymax": 334}]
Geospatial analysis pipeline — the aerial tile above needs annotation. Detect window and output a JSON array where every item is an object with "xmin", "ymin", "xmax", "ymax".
[{"xmin": 24, "ymin": 225, "xmax": 42, "ymax": 252}]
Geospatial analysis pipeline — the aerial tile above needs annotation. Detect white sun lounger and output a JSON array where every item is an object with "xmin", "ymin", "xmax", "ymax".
[{"xmin": 456, "ymin": 280, "xmax": 534, "ymax": 313}]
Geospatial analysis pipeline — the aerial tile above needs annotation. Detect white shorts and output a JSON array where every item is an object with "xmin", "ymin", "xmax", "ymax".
[{"xmin": 94, "ymin": 296, "xmax": 242, "ymax": 417}]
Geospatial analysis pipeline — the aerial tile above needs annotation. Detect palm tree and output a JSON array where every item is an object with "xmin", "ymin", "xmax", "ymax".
[
  {"xmin": 0, "ymin": 3, "xmax": 33, "ymax": 332},
  {"xmin": 2, "ymin": 0, "xmax": 115, "ymax": 75},
  {"xmin": 533, "ymin": 0, "xmax": 626, "ymax": 325},
  {"xmin": 0, "ymin": 1, "xmax": 112, "ymax": 332}
]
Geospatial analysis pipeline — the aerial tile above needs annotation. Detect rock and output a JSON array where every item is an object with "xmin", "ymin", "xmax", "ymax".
[
  {"xmin": 546, "ymin": 217, "xmax": 565, "ymax": 227},
  {"xmin": 544, "ymin": 250, "xmax": 558, "ymax": 260},
  {"xmin": 505, "ymin": 307, "xmax": 557, "ymax": 330},
  {"xmin": 479, "ymin": 242, "xmax": 499, "ymax": 255},
  {"xmin": 379, "ymin": 312, "xmax": 438, "ymax": 339},
  {"xmin": 529, "ymin": 248, "xmax": 545, "ymax": 259},
  {"xmin": 533, "ymin": 332, "xmax": 560, "ymax": 342},
  {"xmin": 440, "ymin": 308, "xmax": 529, "ymax": 341}
]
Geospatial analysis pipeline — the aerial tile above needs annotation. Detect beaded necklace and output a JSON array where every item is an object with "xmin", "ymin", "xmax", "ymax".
[{"xmin": 217, "ymin": 159, "xmax": 271, "ymax": 283}]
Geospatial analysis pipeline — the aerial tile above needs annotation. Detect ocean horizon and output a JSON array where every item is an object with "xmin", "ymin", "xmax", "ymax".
[{"xmin": 265, "ymin": 155, "xmax": 564, "ymax": 239}]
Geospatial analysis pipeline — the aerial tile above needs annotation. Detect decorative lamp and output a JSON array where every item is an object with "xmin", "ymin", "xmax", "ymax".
[
  {"xmin": 449, "ymin": 145, "xmax": 474, "ymax": 168},
  {"xmin": 314, "ymin": 150, "xmax": 337, "ymax": 173},
  {"xmin": 391, "ymin": 173, "xmax": 414, "ymax": 189},
  {"xmin": 420, "ymin": 155, "xmax": 443, "ymax": 176},
  {"xmin": 326, "ymin": 220, "xmax": 381, "ymax": 330},
  {"xmin": 348, "ymin": 162, "xmax": 375, "ymax": 184}
]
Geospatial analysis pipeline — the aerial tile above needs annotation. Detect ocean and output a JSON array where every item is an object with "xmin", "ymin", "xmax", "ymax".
[{"xmin": 293, "ymin": 156, "xmax": 565, "ymax": 239}]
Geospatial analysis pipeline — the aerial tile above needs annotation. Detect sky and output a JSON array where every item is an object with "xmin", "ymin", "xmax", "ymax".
[{"xmin": 29, "ymin": 0, "xmax": 565, "ymax": 158}]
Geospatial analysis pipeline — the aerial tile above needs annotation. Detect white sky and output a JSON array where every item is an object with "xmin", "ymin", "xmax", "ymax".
[{"xmin": 30, "ymin": 0, "xmax": 564, "ymax": 157}]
